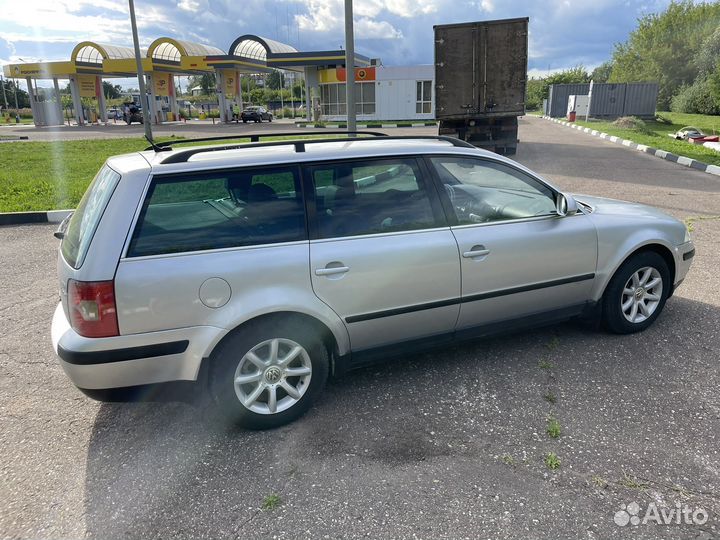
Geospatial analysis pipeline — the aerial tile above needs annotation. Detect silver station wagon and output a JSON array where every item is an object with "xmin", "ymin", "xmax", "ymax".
[{"xmin": 51, "ymin": 133, "xmax": 695, "ymax": 429}]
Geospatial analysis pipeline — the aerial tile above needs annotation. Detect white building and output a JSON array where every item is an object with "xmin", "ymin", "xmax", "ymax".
[{"xmin": 317, "ymin": 65, "xmax": 434, "ymax": 122}]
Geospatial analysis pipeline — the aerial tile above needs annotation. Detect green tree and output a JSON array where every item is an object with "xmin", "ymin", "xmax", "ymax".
[
  {"xmin": 188, "ymin": 73, "xmax": 216, "ymax": 95},
  {"xmin": 609, "ymin": 0, "xmax": 720, "ymax": 109},
  {"xmin": 590, "ymin": 61, "xmax": 613, "ymax": 83},
  {"xmin": 266, "ymin": 70, "xmax": 285, "ymax": 90},
  {"xmin": 525, "ymin": 67, "xmax": 590, "ymax": 110},
  {"xmin": 1, "ymin": 79, "xmax": 29, "ymax": 108},
  {"xmin": 102, "ymin": 81, "xmax": 122, "ymax": 99},
  {"xmin": 292, "ymin": 79, "xmax": 305, "ymax": 99}
]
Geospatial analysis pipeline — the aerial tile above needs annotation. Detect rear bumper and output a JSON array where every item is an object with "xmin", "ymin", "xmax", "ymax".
[{"xmin": 51, "ymin": 303, "xmax": 226, "ymax": 390}]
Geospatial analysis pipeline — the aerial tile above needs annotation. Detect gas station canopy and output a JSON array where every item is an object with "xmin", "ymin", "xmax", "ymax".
[
  {"xmin": 2, "ymin": 34, "xmax": 370, "ymax": 80},
  {"xmin": 2, "ymin": 34, "xmax": 374, "ymax": 127}
]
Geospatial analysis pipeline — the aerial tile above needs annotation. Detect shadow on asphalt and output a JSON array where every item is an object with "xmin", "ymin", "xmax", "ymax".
[{"xmin": 82, "ymin": 296, "xmax": 720, "ymax": 539}]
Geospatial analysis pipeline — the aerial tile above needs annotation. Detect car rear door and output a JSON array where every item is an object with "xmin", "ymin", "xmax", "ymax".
[
  {"xmin": 304, "ymin": 157, "xmax": 461, "ymax": 353},
  {"xmin": 426, "ymin": 155, "xmax": 598, "ymax": 333}
]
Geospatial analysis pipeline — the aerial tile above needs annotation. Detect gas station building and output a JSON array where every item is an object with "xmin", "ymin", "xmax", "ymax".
[{"xmin": 2, "ymin": 34, "xmax": 435, "ymax": 126}]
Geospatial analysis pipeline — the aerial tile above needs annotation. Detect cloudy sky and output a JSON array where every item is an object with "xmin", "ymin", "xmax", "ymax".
[{"xmin": 0, "ymin": 0, "xmax": 678, "ymax": 89}]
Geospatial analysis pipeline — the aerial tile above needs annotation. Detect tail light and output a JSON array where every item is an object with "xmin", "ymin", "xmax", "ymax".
[{"xmin": 68, "ymin": 280, "xmax": 119, "ymax": 338}]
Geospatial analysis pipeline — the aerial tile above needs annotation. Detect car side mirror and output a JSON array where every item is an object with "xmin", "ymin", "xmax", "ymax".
[{"xmin": 555, "ymin": 193, "xmax": 578, "ymax": 217}]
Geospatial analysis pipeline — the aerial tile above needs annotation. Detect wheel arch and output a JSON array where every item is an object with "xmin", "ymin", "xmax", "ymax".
[
  {"xmin": 600, "ymin": 242, "xmax": 676, "ymax": 300},
  {"xmin": 206, "ymin": 311, "xmax": 341, "ymax": 376}
]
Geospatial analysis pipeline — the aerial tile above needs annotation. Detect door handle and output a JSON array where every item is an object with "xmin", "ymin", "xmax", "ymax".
[
  {"xmin": 315, "ymin": 266, "xmax": 350, "ymax": 276},
  {"xmin": 462, "ymin": 245, "xmax": 490, "ymax": 259}
]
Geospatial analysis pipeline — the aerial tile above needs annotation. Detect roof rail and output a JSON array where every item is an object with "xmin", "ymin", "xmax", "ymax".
[
  {"xmin": 146, "ymin": 131, "xmax": 386, "ymax": 151},
  {"xmin": 158, "ymin": 134, "xmax": 476, "ymax": 165}
]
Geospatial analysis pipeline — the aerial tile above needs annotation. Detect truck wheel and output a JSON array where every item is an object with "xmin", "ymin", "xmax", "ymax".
[{"xmin": 210, "ymin": 318, "xmax": 329, "ymax": 429}]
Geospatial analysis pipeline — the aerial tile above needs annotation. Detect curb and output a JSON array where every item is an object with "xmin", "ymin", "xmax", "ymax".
[
  {"xmin": 0, "ymin": 209, "xmax": 72, "ymax": 226},
  {"xmin": 542, "ymin": 116, "xmax": 720, "ymax": 177}
]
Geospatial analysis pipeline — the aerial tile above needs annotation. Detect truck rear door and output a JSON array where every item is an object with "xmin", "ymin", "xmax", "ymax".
[
  {"xmin": 434, "ymin": 18, "xmax": 528, "ymax": 118},
  {"xmin": 484, "ymin": 18, "xmax": 528, "ymax": 115},
  {"xmin": 434, "ymin": 24, "xmax": 479, "ymax": 118}
]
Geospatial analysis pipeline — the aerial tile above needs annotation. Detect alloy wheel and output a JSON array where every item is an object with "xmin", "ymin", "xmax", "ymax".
[
  {"xmin": 621, "ymin": 266, "xmax": 663, "ymax": 324},
  {"xmin": 233, "ymin": 338, "xmax": 312, "ymax": 414}
]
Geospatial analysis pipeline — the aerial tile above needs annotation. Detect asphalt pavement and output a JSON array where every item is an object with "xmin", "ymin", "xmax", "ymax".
[{"xmin": 0, "ymin": 116, "xmax": 718, "ymax": 539}]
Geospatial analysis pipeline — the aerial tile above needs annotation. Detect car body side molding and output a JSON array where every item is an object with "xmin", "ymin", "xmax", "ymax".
[{"xmin": 344, "ymin": 273, "xmax": 595, "ymax": 324}]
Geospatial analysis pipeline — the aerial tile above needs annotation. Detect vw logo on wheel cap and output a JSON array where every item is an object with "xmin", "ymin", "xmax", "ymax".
[{"xmin": 264, "ymin": 367, "xmax": 282, "ymax": 384}]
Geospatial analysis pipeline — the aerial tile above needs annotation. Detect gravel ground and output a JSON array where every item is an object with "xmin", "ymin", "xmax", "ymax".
[{"xmin": 0, "ymin": 117, "xmax": 718, "ymax": 539}]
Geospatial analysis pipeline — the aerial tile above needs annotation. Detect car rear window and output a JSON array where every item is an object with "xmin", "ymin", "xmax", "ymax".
[
  {"xmin": 127, "ymin": 166, "xmax": 306, "ymax": 257},
  {"xmin": 61, "ymin": 165, "xmax": 121, "ymax": 269}
]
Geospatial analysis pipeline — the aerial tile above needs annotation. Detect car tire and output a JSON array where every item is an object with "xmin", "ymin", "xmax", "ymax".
[
  {"xmin": 601, "ymin": 251, "xmax": 670, "ymax": 334},
  {"xmin": 209, "ymin": 318, "xmax": 329, "ymax": 429},
  {"xmin": 268, "ymin": 116, "xmax": 272, "ymax": 122},
  {"xmin": 242, "ymin": 119, "xmax": 247, "ymax": 123}
]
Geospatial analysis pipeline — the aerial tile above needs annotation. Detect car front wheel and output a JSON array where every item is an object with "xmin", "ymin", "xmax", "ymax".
[
  {"xmin": 210, "ymin": 319, "xmax": 329, "ymax": 429},
  {"xmin": 602, "ymin": 251, "xmax": 670, "ymax": 334}
]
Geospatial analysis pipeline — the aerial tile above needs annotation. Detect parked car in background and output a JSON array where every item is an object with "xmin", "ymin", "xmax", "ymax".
[
  {"xmin": 51, "ymin": 134, "xmax": 694, "ymax": 430},
  {"xmin": 241, "ymin": 106, "xmax": 272, "ymax": 123},
  {"xmin": 122, "ymin": 103, "xmax": 144, "ymax": 125}
]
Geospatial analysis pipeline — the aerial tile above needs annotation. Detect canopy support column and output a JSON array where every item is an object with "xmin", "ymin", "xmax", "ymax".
[
  {"xmin": 146, "ymin": 74, "xmax": 159, "ymax": 124},
  {"xmin": 25, "ymin": 77, "xmax": 41, "ymax": 127},
  {"xmin": 216, "ymin": 69, "xmax": 229, "ymax": 123},
  {"xmin": 68, "ymin": 75, "xmax": 85, "ymax": 126},
  {"xmin": 53, "ymin": 78, "xmax": 63, "ymax": 124},
  {"xmin": 97, "ymin": 77, "xmax": 107, "ymax": 123},
  {"xmin": 169, "ymin": 75, "xmax": 179, "ymax": 120},
  {"xmin": 304, "ymin": 67, "xmax": 312, "ymax": 122}
]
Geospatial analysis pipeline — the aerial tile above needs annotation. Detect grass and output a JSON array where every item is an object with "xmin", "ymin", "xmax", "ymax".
[
  {"xmin": 544, "ymin": 452, "xmax": 561, "ymax": 470},
  {"xmin": 684, "ymin": 214, "xmax": 720, "ymax": 232},
  {"xmin": 0, "ymin": 134, "xmax": 343, "ymax": 212},
  {"xmin": 545, "ymin": 336, "xmax": 560, "ymax": 351},
  {"xmin": 546, "ymin": 416, "xmax": 561, "ymax": 439},
  {"xmin": 591, "ymin": 475, "xmax": 608, "ymax": 489},
  {"xmin": 0, "ymin": 138, "xmax": 152, "ymax": 212},
  {"xmin": 538, "ymin": 360, "xmax": 555, "ymax": 370},
  {"xmin": 501, "ymin": 454, "xmax": 516, "ymax": 466},
  {"xmin": 619, "ymin": 470, "xmax": 648, "ymax": 490},
  {"xmin": 543, "ymin": 392, "xmax": 557, "ymax": 404},
  {"xmin": 261, "ymin": 494, "xmax": 282, "ymax": 510},
  {"xmin": 574, "ymin": 111, "xmax": 720, "ymax": 167}
]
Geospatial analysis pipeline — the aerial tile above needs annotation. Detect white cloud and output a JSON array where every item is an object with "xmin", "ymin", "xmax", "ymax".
[
  {"xmin": 355, "ymin": 18, "xmax": 403, "ymax": 39},
  {"xmin": 177, "ymin": 0, "xmax": 201, "ymax": 11}
]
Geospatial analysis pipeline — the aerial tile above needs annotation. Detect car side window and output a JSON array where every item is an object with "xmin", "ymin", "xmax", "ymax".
[
  {"xmin": 430, "ymin": 157, "xmax": 556, "ymax": 224},
  {"xmin": 307, "ymin": 158, "xmax": 439, "ymax": 239},
  {"xmin": 127, "ymin": 166, "xmax": 306, "ymax": 257}
]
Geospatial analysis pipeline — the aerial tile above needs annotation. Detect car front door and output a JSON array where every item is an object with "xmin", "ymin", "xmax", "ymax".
[
  {"xmin": 426, "ymin": 155, "xmax": 598, "ymax": 333},
  {"xmin": 304, "ymin": 157, "xmax": 461, "ymax": 353}
]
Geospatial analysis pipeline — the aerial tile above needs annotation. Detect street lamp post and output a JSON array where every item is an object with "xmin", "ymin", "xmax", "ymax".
[
  {"xmin": 344, "ymin": 0, "xmax": 356, "ymax": 133},
  {"xmin": 128, "ymin": 0, "xmax": 153, "ymax": 142}
]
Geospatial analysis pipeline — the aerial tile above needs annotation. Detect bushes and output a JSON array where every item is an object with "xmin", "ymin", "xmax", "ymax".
[{"xmin": 670, "ymin": 79, "xmax": 720, "ymax": 115}]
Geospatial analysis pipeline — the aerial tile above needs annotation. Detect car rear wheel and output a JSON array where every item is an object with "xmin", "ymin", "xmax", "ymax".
[
  {"xmin": 209, "ymin": 319, "xmax": 329, "ymax": 429},
  {"xmin": 602, "ymin": 251, "xmax": 670, "ymax": 334}
]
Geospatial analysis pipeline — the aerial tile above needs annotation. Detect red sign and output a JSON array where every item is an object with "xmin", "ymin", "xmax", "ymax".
[{"xmin": 336, "ymin": 67, "xmax": 376, "ymax": 82}]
